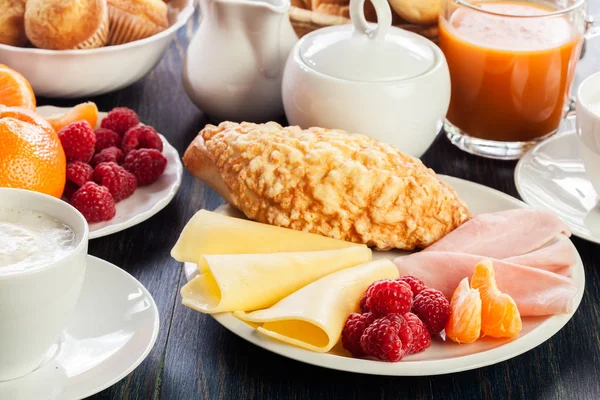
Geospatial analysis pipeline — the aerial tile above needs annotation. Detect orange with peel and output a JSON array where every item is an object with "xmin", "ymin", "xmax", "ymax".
[
  {"xmin": 445, "ymin": 277, "xmax": 482, "ymax": 344},
  {"xmin": 0, "ymin": 64, "xmax": 36, "ymax": 110},
  {"xmin": 45, "ymin": 102, "xmax": 99, "ymax": 132},
  {"xmin": 0, "ymin": 106, "xmax": 66, "ymax": 198},
  {"xmin": 471, "ymin": 259, "xmax": 523, "ymax": 339}
]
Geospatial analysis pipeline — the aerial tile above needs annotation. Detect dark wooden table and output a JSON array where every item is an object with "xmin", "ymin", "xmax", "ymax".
[{"xmin": 41, "ymin": 3, "xmax": 600, "ymax": 399}]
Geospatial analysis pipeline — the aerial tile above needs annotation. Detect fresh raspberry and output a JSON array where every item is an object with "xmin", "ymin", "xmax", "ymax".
[
  {"xmin": 58, "ymin": 121, "xmax": 96, "ymax": 163},
  {"xmin": 92, "ymin": 162, "xmax": 137, "ymax": 202},
  {"xmin": 95, "ymin": 128, "xmax": 121, "ymax": 152},
  {"xmin": 364, "ymin": 279, "xmax": 413, "ymax": 316},
  {"xmin": 121, "ymin": 125, "xmax": 163, "ymax": 154},
  {"xmin": 403, "ymin": 312, "xmax": 432, "ymax": 355},
  {"xmin": 100, "ymin": 107, "xmax": 139, "ymax": 136},
  {"xmin": 62, "ymin": 182, "xmax": 79, "ymax": 201},
  {"xmin": 91, "ymin": 146, "xmax": 124, "ymax": 167},
  {"xmin": 359, "ymin": 293, "xmax": 369, "ymax": 313},
  {"xmin": 360, "ymin": 314, "xmax": 413, "ymax": 362},
  {"xmin": 66, "ymin": 161, "xmax": 93, "ymax": 187},
  {"xmin": 398, "ymin": 276, "xmax": 426, "ymax": 298},
  {"xmin": 123, "ymin": 148, "xmax": 167, "ymax": 186},
  {"xmin": 70, "ymin": 182, "xmax": 116, "ymax": 223},
  {"xmin": 341, "ymin": 312, "xmax": 377, "ymax": 357},
  {"xmin": 412, "ymin": 289, "xmax": 451, "ymax": 335}
]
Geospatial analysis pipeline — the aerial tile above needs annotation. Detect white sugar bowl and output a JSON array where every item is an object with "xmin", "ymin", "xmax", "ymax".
[{"xmin": 282, "ymin": 0, "xmax": 450, "ymax": 157}]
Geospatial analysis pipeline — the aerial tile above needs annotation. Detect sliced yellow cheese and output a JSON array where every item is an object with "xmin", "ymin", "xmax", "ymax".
[
  {"xmin": 181, "ymin": 246, "xmax": 372, "ymax": 313},
  {"xmin": 234, "ymin": 259, "xmax": 399, "ymax": 353},
  {"xmin": 171, "ymin": 209, "xmax": 362, "ymax": 263}
]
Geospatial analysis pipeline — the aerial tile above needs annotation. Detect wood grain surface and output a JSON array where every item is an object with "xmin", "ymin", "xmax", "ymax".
[{"xmin": 38, "ymin": 2, "xmax": 600, "ymax": 399}]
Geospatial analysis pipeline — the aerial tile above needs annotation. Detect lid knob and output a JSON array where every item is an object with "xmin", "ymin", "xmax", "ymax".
[{"xmin": 350, "ymin": 0, "xmax": 392, "ymax": 40}]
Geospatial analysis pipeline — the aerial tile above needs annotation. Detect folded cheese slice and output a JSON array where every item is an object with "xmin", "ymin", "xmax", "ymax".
[
  {"xmin": 171, "ymin": 209, "xmax": 362, "ymax": 263},
  {"xmin": 181, "ymin": 246, "xmax": 372, "ymax": 313},
  {"xmin": 234, "ymin": 259, "xmax": 399, "ymax": 353}
]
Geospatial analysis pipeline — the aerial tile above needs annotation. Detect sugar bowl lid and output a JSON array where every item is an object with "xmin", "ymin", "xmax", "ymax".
[{"xmin": 298, "ymin": 0, "xmax": 438, "ymax": 82}]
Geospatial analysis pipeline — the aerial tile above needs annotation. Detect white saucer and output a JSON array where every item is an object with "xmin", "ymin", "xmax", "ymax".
[
  {"xmin": 515, "ymin": 130, "xmax": 600, "ymax": 244},
  {"xmin": 183, "ymin": 175, "xmax": 585, "ymax": 376},
  {"xmin": 37, "ymin": 106, "xmax": 183, "ymax": 239},
  {"xmin": 0, "ymin": 256, "xmax": 160, "ymax": 400}
]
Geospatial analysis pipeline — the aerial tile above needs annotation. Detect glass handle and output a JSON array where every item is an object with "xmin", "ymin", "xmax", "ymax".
[{"xmin": 585, "ymin": 15, "xmax": 600, "ymax": 39}]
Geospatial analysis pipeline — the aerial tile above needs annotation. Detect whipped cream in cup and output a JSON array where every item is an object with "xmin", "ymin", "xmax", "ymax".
[{"xmin": 0, "ymin": 188, "xmax": 88, "ymax": 381}]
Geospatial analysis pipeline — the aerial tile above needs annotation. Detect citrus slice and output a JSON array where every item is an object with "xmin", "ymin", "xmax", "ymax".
[
  {"xmin": 0, "ymin": 65, "xmax": 36, "ymax": 110},
  {"xmin": 445, "ymin": 277, "xmax": 482, "ymax": 344},
  {"xmin": 471, "ymin": 259, "xmax": 523, "ymax": 339},
  {"xmin": 46, "ymin": 102, "xmax": 99, "ymax": 132},
  {"xmin": 0, "ymin": 106, "xmax": 66, "ymax": 198}
]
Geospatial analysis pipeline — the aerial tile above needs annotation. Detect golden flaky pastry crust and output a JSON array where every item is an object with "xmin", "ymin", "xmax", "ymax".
[
  {"xmin": 0, "ymin": 0, "xmax": 27, "ymax": 47},
  {"xmin": 184, "ymin": 122, "xmax": 471, "ymax": 251}
]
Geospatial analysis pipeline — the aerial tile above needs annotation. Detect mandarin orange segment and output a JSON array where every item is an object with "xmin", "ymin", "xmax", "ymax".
[
  {"xmin": 0, "ymin": 106, "xmax": 66, "ymax": 198},
  {"xmin": 0, "ymin": 65, "xmax": 36, "ymax": 110},
  {"xmin": 46, "ymin": 102, "xmax": 99, "ymax": 132},
  {"xmin": 471, "ymin": 259, "xmax": 523, "ymax": 339},
  {"xmin": 445, "ymin": 277, "xmax": 482, "ymax": 344}
]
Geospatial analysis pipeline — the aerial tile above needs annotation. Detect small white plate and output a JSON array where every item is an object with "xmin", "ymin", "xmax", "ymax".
[
  {"xmin": 515, "ymin": 130, "xmax": 600, "ymax": 244},
  {"xmin": 0, "ymin": 256, "xmax": 160, "ymax": 400},
  {"xmin": 183, "ymin": 175, "xmax": 585, "ymax": 376},
  {"xmin": 37, "ymin": 105, "xmax": 183, "ymax": 239}
]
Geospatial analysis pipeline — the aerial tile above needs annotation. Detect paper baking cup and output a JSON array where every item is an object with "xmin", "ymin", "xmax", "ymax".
[
  {"xmin": 75, "ymin": 7, "xmax": 109, "ymax": 49},
  {"xmin": 107, "ymin": 6, "xmax": 165, "ymax": 46}
]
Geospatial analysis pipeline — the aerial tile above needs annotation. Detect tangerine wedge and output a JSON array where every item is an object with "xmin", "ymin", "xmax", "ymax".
[
  {"xmin": 0, "ymin": 65, "xmax": 36, "ymax": 110},
  {"xmin": 46, "ymin": 102, "xmax": 99, "ymax": 132},
  {"xmin": 445, "ymin": 277, "xmax": 482, "ymax": 344},
  {"xmin": 471, "ymin": 259, "xmax": 523, "ymax": 339}
]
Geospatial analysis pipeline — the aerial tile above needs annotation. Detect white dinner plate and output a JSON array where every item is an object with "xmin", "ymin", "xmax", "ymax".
[
  {"xmin": 0, "ymin": 256, "xmax": 160, "ymax": 399},
  {"xmin": 183, "ymin": 175, "xmax": 585, "ymax": 376},
  {"xmin": 515, "ymin": 130, "xmax": 600, "ymax": 244},
  {"xmin": 37, "ymin": 105, "xmax": 183, "ymax": 239}
]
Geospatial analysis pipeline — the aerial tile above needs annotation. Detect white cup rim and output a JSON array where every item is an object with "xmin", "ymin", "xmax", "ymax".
[
  {"xmin": 0, "ymin": 188, "xmax": 89, "ymax": 279},
  {"xmin": 577, "ymin": 71, "xmax": 600, "ymax": 117}
]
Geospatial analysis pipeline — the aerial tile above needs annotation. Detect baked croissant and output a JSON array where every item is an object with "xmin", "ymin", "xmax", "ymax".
[{"xmin": 183, "ymin": 122, "xmax": 470, "ymax": 250}]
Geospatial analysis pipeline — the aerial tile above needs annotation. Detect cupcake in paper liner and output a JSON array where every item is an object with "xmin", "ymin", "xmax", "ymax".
[
  {"xmin": 24, "ymin": 0, "xmax": 109, "ymax": 50},
  {"xmin": 107, "ymin": 0, "xmax": 169, "ymax": 46}
]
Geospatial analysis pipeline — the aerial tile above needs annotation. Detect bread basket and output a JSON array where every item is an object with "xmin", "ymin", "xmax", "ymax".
[{"xmin": 288, "ymin": 6, "xmax": 439, "ymax": 42}]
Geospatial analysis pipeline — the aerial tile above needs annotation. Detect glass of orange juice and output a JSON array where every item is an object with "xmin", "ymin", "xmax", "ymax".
[{"xmin": 439, "ymin": 0, "xmax": 598, "ymax": 159}]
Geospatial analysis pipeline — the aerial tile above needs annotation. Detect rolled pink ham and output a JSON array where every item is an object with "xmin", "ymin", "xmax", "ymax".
[
  {"xmin": 425, "ymin": 209, "xmax": 570, "ymax": 259},
  {"xmin": 394, "ymin": 251, "xmax": 578, "ymax": 316},
  {"xmin": 504, "ymin": 234, "xmax": 576, "ymax": 276}
]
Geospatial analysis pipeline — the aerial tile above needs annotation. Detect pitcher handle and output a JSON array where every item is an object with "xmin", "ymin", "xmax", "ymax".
[{"xmin": 350, "ymin": 0, "xmax": 391, "ymax": 40}]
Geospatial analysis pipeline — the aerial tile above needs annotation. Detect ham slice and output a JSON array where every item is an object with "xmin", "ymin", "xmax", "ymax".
[
  {"xmin": 394, "ymin": 252, "xmax": 577, "ymax": 316},
  {"xmin": 425, "ymin": 209, "xmax": 570, "ymax": 259},
  {"xmin": 503, "ymin": 234, "xmax": 576, "ymax": 276}
]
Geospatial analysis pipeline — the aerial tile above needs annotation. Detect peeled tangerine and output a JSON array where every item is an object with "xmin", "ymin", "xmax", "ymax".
[
  {"xmin": 45, "ymin": 102, "xmax": 98, "ymax": 132},
  {"xmin": 471, "ymin": 259, "xmax": 523, "ymax": 339},
  {"xmin": 445, "ymin": 277, "xmax": 482, "ymax": 344}
]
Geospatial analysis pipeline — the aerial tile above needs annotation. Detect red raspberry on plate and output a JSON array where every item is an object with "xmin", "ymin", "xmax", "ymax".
[
  {"xmin": 70, "ymin": 182, "xmax": 116, "ymax": 223},
  {"xmin": 92, "ymin": 162, "xmax": 137, "ymax": 202},
  {"xmin": 95, "ymin": 128, "xmax": 121, "ymax": 152},
  {"xmin": 58, "ymin": 121, "xmax": 96, "ymax": 163},
  {"xmin": 123, "ymin": 148, "xmax": 167, "ymax": 186},
  {"xmin": 403, "ymin": 312, "xmax": 432, "ymax": 355},
  {"xmin": 412, "ymin": 289, "xmax": 451, "ymax": 335},
  {"xmin": 66, "ymin": 161, "xmax": 93, "ymax": 187},
  {"xmin": 360, "ymin": 314, "xmax": 413, "ymax": 362},
  {"xmin": 100, "ymin": 107, "xmax": 139, "ymax": 136},
  {"xmin": 364, "ymin": 279, "xmax": 413, "ymax": 316},
  {"xmin": 91, "ymin": 146, "xmax": 124, "ymax": 167},
  {"xmin": 122, "ymin": 125, "xmax": 163, "ymax": 154},
  {"xmin": 341, "ymin": 312, "xmax": 377, "ymax": 357},
  {"xmin": 398, "ymin": 275, "xmax": 426, "ymax": 298},
  {"xmin": 359, "ymin": 293, "xmax": 369, "ymax": 313}
]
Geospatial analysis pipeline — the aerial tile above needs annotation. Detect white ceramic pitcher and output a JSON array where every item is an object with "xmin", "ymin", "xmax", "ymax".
[{"xmin": 183, "ymin": 0, "xmax": 297, "ymax": 122}]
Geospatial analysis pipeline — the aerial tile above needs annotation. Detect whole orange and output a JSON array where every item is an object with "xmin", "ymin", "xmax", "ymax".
[{"xmin": 0, "ymin": 106, "xmax": 66, "ymax": 198}]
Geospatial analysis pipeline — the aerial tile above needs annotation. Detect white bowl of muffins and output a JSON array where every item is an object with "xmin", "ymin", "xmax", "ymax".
[{"xmin": 0, "ymin": 0, "xmax": 194, "ymax": 98}]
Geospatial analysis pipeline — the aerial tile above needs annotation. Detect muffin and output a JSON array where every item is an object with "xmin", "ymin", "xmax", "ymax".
[
  {"xmin": 24, "ymin": 0, "xmax": 109, "ymax": 50},
  {"xmin": 0, "ymin": 0, "xmax": 27, "ymax": 47},
  {"xmin": 107, "ymin": 0, "xmax": 169, "ymax": 46}
]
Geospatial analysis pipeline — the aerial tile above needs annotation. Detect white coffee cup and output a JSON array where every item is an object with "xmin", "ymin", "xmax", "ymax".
[
  {"xmin": 576, "ymin": 71, "xmax": 600, "ymax": 196},
  {"xmin": 0, "ymin": 188, "xmax": 88, "ymax": 381}
]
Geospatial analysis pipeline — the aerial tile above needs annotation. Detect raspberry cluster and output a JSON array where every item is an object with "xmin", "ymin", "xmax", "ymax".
[
  {"xmin": 58, "ymin": 107, "xmax": 168, "ymax": 223},
  {"xmin": 341, "ymin": 275, "xmax": 450, "ymax": 362}
]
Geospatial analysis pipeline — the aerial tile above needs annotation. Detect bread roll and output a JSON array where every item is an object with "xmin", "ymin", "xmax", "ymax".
[{"xmin": 388, "ymin": 0, "xmax": 440, "ymax": 25}]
